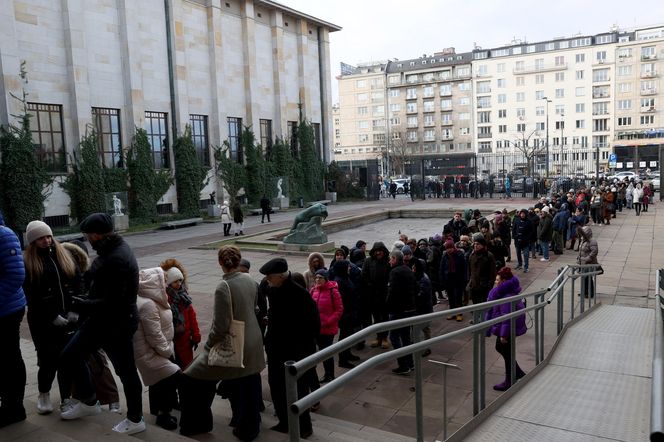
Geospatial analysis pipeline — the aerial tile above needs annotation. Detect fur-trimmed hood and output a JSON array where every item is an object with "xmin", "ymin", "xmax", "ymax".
[{"xmin": 62, "ymin": 242, "xmax": 90, "ymax": 272}]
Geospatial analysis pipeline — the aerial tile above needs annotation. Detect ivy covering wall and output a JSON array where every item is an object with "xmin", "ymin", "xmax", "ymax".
[{"xmin": 173, "ymin": 125, "xmax": 208, "ymax": 217}]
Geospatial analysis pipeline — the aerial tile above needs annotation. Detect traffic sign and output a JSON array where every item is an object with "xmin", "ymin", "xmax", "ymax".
[{"xmin": 609, "ymin": 153, "xmax": 617, "ymax": 167}]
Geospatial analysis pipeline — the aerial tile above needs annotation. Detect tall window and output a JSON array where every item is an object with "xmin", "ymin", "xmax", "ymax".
[
  {"xmin": 189, "ymin": 114, "xmax": 210, "ymax": 166},
  {"xmin": 287, "ymin": 121, "xmax": 298, "ymax": 157},
  {"xmin": 145, "ymin": 111, "xmax": 169, "ymax": 169},
  {"xmin": 312, "ymin": 123, "xmax": 321, "ymax": 159},
  {"xmin": 227, "ymin": 117, "xmax": 243, "ymax": 163},
  {"xmin": 259, "ymin": 119, "xmax": 273, "ymax": 157},
  {"xmin": 92, "ymin": 107, "xmax": 122, "ymax": 168},
  {"xmin": 28, "ymin": 103, "xmax": 66, "ymax": 172}
]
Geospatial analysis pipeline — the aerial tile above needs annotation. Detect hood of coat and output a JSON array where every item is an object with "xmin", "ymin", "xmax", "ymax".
[
  {"xmin": 62, "ymin": 242, "xmax": 90, "ymax": 272},
  {"xmin": 578, "ymin": 225, "xmax": 593, "ymax": 241},
  {"xmin": 307, "ymin": 252, "xmax": 325, "ymax": 272},
  {"xmin": 369, "ymin": 241, "xmax": 389, "ymax": 258},
  {"xmin": 138, "ymin": 267, "xmax": 169, "ymax": 309},
  {"xmin": 495, "ymin": 275, "xmax": 522, "ymax": 298}
]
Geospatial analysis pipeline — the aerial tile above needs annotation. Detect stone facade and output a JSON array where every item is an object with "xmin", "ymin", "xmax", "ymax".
[{"xmin": 0, "ymin": 0, "xmax": 339, "ymax": 222}]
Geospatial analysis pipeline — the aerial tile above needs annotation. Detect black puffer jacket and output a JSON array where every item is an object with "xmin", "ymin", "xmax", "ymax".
[
  {"xmin": 24, "ymin": 247, "xmax": 80, "ymax": 331},
  {"xmin": 386, "ymin": 264, "xmax": 417, "ymax": 315},
  {"xmin": 361, "ymin": 242, "xmax": 391, "ymax": 303},
  {"xmin": 76, "ymin": 235, "xmax": 139, "ymax": 334}
]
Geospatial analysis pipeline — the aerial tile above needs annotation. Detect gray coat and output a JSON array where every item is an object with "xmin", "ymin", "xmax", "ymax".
[
  {"xmin": 577, "ymin": 226, "xmax": 598, "ymax": 265},
  {"xmin": 185, "ymin": 271, "xmax": 265, "ymax": 381}
]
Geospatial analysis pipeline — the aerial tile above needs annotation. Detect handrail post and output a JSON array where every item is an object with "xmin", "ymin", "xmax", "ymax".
[
  {"xmin": 651, "ymin": 269, "xmax": 664, "ymax": 441},
  {"xmin": 412, "ymin": 324, "xmax": 424, "ymax": 442},
  {"xmin": 285, "ymin": 361, "xmax": 300, "ymax": 442},
  {"xmin": 540, "ymin": 293, "xmax": 546, "ymax": 364},
  {"xmin": 557, "ymin": 268, "xmax": 564, "ymax": 334},
  {"xmin": 509, "ymin": 299, "xmax": 517, "ymax": 387},
  {"xmin": 534, "ymin": 292, "xmax": 542, "ymax": 364},
  {"xmin": 472, "ymin": 309, "xmax": 486, "ymax": 414}
]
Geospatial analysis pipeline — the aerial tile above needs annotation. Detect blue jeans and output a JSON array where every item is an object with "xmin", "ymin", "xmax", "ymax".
[
  {"xmin": 389, "ymin": 312, "xmax": 414, "ymax": 369},
  {"xmin": 515, "ymin": 243, "xmax": 530, "ymax": 270},
  {"xmin": 539, "ymin": 240, "xmax": 549, "ymax": 259}
]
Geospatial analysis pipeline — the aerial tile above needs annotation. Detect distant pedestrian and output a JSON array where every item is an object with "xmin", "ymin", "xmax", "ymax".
[
  {"xmin": 232, "ymin": 202, "xmax": 244, "ymax": 236},
  {"xmin": 220, "ymin": 200, "xmax": 232, "ymax": 236},
  {"xmin": 260, "ymin": 195, "xmax": 271, "ymax": 223}
]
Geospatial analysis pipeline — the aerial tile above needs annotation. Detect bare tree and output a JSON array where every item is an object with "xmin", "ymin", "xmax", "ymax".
[
  {"xmin": 387, "ymin": 123, "xmax": 410, "ymax": 176},
  {"xmin": 513, "ymin": 125, "xmax": 545, "ymax": 177}
]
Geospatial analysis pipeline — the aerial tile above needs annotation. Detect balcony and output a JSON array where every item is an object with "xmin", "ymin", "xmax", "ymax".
[
  {"xmin": 478, "ymin": 146, "xmax": 493, "ymax": 153},
  {"xmin": 641, "ymin": 106, "xmax": 656, "ymax": 113},
  {"xmin": 441, "ymin": 135, "xmax": 454, "ymax": 141},
  {"xmin": 592, "ymin": 127, "xmax": 610, "ymax": 132},
  {"xmin": 439, "ymin": 90, "xmax": 453, "ymax": 97},
  {"xmin": 641, "ymin": 71, "xmax": 658, "ymax": 78},
  {"xmin": 592, "ymin": 76, "xmax": 611, "ymax": 83},
  {"xmin": 441, "ymin": 120, "xmax": 453, "ymax": 126},
  {"xmin": 423, "ymin": 136, "xmax": 436, "ymax": 142},
  {"xmin": 592, "ymin": 92, "xmax": 610, "ymax": 99},
  {"xmin": 592, "ymin": 111, "xmax": 610, "ymax": 116},
  {"xmin": 406, "ymin": 95, "xmax": 417, "ymax": 100},
  {"xmin": 406, "ymin": 108, "xmax": 418, "ymax": 114},
  {"xmin": 641, "ymin": 88, "xmax": 658, "ymax": 95},
  {"xmin": 477, "ymin": 103, "xmax": 492, "ymax": 109},
  {"xmin": 641, "ymin": 54, "xmax": 658, "ymax": 61},
  {"xmin": 478, "ymin": 132, "xmax": 493, "ymax": 139},
  {"xmin": 512, "ymin": 62, "xmax": 568, "ymax": 74}
]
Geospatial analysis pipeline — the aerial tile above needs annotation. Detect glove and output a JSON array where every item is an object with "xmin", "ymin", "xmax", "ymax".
[
  {"xmin": 52, "ymin": 315, "xmax": 68, "ymax": 327},
  {"xmin": 66, "ymin": 311, "xmax": 79, "ymax": 323}
]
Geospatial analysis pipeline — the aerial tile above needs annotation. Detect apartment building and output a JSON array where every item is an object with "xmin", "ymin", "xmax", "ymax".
[
  {"xmin": 336, "ymin": 24, "xmax": 664, "ymax": 179},
  {"xmin": 335, "ymin": 61, "xmax": 388, "ymax": 171},
  {"xmin": 613, "ymin": 26, "xmax": 664, "ymax": 171},
  {"xmin": 0, "ymin": 0, "xmax": 339, "ymax": 224}
]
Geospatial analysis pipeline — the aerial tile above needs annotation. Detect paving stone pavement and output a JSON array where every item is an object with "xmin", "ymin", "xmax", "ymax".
[{"xmin": 6, "ymin": 194, "xmax": 663, "ymax": 441}]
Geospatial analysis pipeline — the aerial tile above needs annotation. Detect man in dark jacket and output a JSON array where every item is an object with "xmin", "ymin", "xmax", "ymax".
[
  {"xmin": 512, "ymin": 209, "xmax": 534, "ymax": 272},
  {"xmin": 361, "ymin": 242, "xmax": 391, "ymax": 349},
  {"xmin": 0, "ymin": 212, "xmax": 28, "ymax": 428},
  {"xmin": 468, "ymin": 237, "xmax": 496, "ymax": 304},
  {"xmin": 551, "ymin": 203, "xmax": 570, "ymax": 255},
  {"xmin": 439, "ymin": 240, "xmax": 468, "ymax": 321},
  {"xmin": 446, "ymin": 212, "xmax": 467, "ymax": 243},
  {"xmin": 537, "ymin": 207, "xmax": 553, "ymax": 261},
  {"xmin": 261, "ymin": 258, "xmax": 319, "ymax": 437},
  {"xmin": 386, "ymin": 250, "xmax": 418, "ymax": 375},
  {"xmin": 58, "ymin": 213, "xmax": 144, "ymax": 435},
  {"xmin": 260, "ymin": 195, "xmax": 271, "ymax": 223}
]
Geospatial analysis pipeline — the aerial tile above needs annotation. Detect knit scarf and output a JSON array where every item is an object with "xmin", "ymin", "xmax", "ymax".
[{"xmin": 166, "ymin": 285, "xmax": 193, "ymax": 327}]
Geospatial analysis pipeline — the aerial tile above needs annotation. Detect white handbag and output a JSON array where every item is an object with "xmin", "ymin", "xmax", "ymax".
[{"xmin": 208, "ymin": 280, "xmax": 245, "ymax": 368}]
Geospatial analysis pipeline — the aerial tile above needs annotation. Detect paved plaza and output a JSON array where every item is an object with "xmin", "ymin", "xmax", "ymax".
[{"xmin": 5, "ymin": 194, "xmax": 664, "ymax": 441}]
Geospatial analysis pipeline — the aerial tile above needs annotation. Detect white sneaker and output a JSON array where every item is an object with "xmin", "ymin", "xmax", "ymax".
[
  {"xmin": 540, "ymin": 257, "xmax": 550, "ymax": 262},
  {"xmin": 112, "ymin": 417, "xmax": 146, "ymax": 435},
  {"xmin": 109, "ymin": 402, "xmax": 122, "ymax": 413},
  {"xmin": 60, "ymin": 400, "xmax": 101, "ymax": 420},
  {"xmin": 60, "ymin": 398, "xmax": 77, "ymax": 413},
  {"xmin": 37, "ymin": 392, "xmax": 53, "ymax": 414}
]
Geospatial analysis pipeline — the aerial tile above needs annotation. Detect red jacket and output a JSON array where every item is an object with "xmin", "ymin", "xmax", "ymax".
[
  {"xmin": 310, "ymin": 280, "xmax": 343, "ymax": 336},
  {"xmin": 167, "ymin": 286, "xmax": 201, "ymax": 369}
]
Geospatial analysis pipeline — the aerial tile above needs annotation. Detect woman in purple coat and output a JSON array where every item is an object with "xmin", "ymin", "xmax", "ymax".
[{"xmin": 485, "ymin": 267, "xmax": 527, "ymax": 391}]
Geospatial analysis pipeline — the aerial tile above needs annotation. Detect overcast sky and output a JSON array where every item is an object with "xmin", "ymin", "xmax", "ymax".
[{"xmin": 279, "ymin": 0, "xmax": 664, "ymax": 102}]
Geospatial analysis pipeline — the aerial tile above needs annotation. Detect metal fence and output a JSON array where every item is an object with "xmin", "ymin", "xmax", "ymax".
[{"xmin": 284, "ymin": 264, "xmax": 603, "ymax": 441}]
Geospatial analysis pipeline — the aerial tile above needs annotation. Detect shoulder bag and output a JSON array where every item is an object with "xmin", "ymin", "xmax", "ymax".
[{"xmin": 208, "ymin": 280, "xmax": 245, "ymax": 368}]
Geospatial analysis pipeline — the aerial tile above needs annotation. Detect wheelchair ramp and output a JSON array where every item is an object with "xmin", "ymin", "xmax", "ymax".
[{"xmin": 465, "ymin": 304, "xmax": 653, "ymax": 441}]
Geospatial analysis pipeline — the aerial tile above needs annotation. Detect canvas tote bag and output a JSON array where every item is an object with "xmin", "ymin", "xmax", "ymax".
[{"xmin": 208, "ymin": 280, "xmax": 245, "ymax": 368}]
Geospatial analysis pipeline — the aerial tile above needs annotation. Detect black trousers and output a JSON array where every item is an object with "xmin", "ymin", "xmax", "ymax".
[
  {"xmin": 59, "ymin": 324, "xmax": 143, "ymax": 422},
  {"xmin": 447, "ymin": 285, "xmax": 465, "ymax": 310},
  {"xmin": 29, "ymin": 321, "xmax": 74, "ymax": 399},
  {"xmin": 495, "ymin": 336, "xmax": 524, "ymax": 380},
  {"xmin": 261, "ymin": 209, "xmax": 271, "ymax": 223},
  {"xmin": 223, "ymin": 223, "xmax": 232, "ymax": 236},
  {"xmin": 316, "ymin": 334, "xmax": 335, "ymax": 378},
  {"xmin": 149, "ymin": 371, "xmax": 180, "ymax": 416},
  {"xmin": 267, "ymin": 356, "xmax": 313, "ymax": 433},
  {"xmin": 219, "ymin": 373, "xmax": 262, "ymax": 441},
  {"xmin": 179, "ymin": 375, "xmax": 216, "ymax": 435},
  {"xmin": 0, "ymin": 308, "xmax": 26, "ymax": 418}
]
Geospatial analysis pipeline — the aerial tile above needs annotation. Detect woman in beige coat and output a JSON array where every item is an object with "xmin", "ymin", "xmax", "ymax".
[
  {"xmin": 180, "ymin": 246, "xmax": 266, "ymax": 440},
  {"xmin": 134, "ymin": 267, "xmax": 180, "ymax": 430}
]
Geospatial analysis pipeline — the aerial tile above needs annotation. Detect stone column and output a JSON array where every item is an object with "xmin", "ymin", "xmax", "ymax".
[
  {"xmin": 118, "ymin": 0, "xmax": 145, "ymax": 146},
  {"xmin": 169, "ymin": 0, "xmax": 189, "ymax": 135},
  {"xmin": 270, "ymin": 9, "xmax": 286, "ymax": 138},
  {"xmin": 0, "ymin": 0, "xmax": 22, "ymax": 126},
  {"xmin": 241, "ymin": 0, "xmax": 259, "ymax": 128},
  {"xmin": 317, "ymin": 27, "xmax": 333, "ymax": 163},
  {"xmin": 296, "ymin": 18, "xmax": 310, "ymax": 119},
  {"xmin": 62, "ymin": 0, "xmax": 92, "ymax": 148}
]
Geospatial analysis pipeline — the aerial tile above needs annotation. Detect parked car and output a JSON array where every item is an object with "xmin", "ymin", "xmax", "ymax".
[
  {"xmin": 652, "ymin": 176, "xmax": 660, "ymax": 192},
  {"xmin": 607, "ymin": 171, "xmax": 638, "ymax": 182},
  {"xmin": 391, "ymin": 178, "xmax": 410, "ymax": 194}
]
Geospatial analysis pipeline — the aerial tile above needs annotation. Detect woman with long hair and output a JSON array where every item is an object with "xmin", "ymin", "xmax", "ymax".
[
  {"xmin": 484, "ymin": 267, "xmax": 527, "ymax": 391},
  {"xmin": 23, "ymin": 221, "xmax": 81, "ymax": 414},
  {"xmin": 180, "ymin": 246, "xmax": 265, "ymax": 440}
]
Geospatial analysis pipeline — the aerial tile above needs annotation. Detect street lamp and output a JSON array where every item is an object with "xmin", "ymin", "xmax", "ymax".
[
  {"xmin": 559, "ymin": 112, "xmax": 565, "ymax": 177},
  {"xmin": 541, "ymin": 97, "xmax": 552, "ymax": 178}
]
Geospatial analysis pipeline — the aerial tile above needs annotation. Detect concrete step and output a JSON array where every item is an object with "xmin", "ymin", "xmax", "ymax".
[{"xmin": 311, "ymin": 414, "xmax": 415, "ymax": 442}]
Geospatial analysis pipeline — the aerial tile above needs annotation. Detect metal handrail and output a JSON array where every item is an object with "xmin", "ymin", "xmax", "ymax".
[
  {"xmin": 651, "ymin": 269, "xmax": 664, "ymax": 441},
  {"xmin": 285, "ymin": 264, "xmax": 603, "ymax": 441}
]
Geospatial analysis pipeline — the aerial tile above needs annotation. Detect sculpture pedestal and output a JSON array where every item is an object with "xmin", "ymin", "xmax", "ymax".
[
  {"xmin": 277, "ymin": 241, "xmax": 335, "ymax": 253},
  {"xmin": 277, "ymin": 197, "xmax": 289, "ymax": 210},
  {"xmin": 208, "ymin": 205, "xmax": 220, "ymax": 217},
  {"xmin": 325, "ymin": 192, "xmax": 337, "ymax": 203},
  {"xmin": 113, "ymin": 214, "xmax": 129, "ymax": 232}
]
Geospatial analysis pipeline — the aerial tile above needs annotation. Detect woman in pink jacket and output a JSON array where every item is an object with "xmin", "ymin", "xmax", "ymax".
[{"xmin": 310, "ymin": 269, "xmax": 343, "ymax": 383}]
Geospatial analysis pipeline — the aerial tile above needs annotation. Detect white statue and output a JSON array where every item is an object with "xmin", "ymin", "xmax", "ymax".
[
  {"xmin": 276, "ymin": 178, "xmax": 283, "ymax": 199},
  {"xmin": 113, "ymin": 195, "xmax": 123, "ymax": 216}
]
